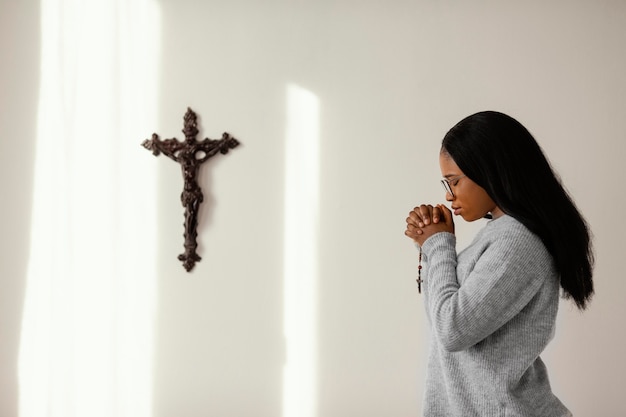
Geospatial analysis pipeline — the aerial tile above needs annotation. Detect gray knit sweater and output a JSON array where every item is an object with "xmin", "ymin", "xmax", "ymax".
[{"xmin": 419, "ymin": 215, "xmax": 572, "ymax": 417}]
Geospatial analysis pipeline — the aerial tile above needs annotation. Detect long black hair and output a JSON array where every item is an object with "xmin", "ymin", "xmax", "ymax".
[{"xmin": 441, "ymin": 111, "xmax": 594, "ymax": 310}]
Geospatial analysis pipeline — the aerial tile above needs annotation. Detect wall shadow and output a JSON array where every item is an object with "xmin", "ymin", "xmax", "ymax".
[{"xmin": 0, "ymin": 1, "xmax": 40, "ymax": 416}]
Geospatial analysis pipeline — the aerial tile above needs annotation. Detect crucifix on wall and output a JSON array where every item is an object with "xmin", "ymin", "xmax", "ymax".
[{"xmin": 142, "ymin": 107, "xmax": 239, "ymax": 272}]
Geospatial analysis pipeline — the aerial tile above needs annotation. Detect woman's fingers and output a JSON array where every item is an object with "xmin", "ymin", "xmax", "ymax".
[
  {"xmin": 405, "ymin": 222, "xmax": 423, "ymax": 236},
  {"xmin": 406, "ymin": 204, "xmax": 437, "ymax": 240},
  {"xmin": 406, "ymin": 204, "xmax": 456, "ymax": 244},
  {"xmin": 416, "ymin": 204, "xmax": 438, "ymax": 226}
]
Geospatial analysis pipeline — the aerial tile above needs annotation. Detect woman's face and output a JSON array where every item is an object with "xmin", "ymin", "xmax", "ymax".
[{"xmin": 439, "ymin": 152, "xmax": 503, "ymax": 221}]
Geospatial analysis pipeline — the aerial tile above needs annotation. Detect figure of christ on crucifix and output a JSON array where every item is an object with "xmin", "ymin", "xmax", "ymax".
[{"xmin": 142, "ymin": 107, "xmax": 239, "ymax": 272}]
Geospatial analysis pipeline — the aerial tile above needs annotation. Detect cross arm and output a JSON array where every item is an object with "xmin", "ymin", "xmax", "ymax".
[
  {"xmin": 141, "ymin": 133, "xmax": 185, "ymax": 162},
  {"xmin": 194, "ymin": 133, "xmax": 240, "ymax": 163}
]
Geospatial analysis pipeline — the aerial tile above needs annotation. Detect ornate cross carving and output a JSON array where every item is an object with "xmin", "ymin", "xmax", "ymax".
[{"xmin": 142, "ymin": 107, "xmax": 239, "ymax": 272}]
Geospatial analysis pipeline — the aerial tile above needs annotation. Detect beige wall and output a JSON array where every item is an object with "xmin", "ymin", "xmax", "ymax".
[{"xmin": 2, "ymin": 0, "xmax": 625, "ymax": 416}]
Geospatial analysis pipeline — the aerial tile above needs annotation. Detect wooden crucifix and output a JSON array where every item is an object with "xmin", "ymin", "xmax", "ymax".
[{"xmin": 142, "ymin": 107, "xmax": 239, "ymax": 272}]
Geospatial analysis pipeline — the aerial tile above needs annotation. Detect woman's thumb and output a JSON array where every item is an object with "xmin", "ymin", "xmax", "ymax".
[{"xmin": 437, "ymin": 204, "xmax": 454, "ymax": 226}]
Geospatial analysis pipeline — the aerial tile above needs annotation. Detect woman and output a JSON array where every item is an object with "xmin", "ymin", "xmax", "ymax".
[{"xmin": 404, "ymin": 111, "xmax": 594, "ymax": 417}]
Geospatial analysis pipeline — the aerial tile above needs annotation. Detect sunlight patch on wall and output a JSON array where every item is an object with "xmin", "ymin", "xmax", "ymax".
[
  {"xmin": 282, "ymin": 84, "xmax": 320, "ymax": 417},
  {"xmin": 18, "ymin": 1, "xmax": 161, "ymax": 416}
]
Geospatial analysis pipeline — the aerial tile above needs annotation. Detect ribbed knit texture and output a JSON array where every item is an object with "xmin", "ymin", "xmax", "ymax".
[{"xmin": 419, "ymin": 215, "xmax": 572, "ymax": 417}]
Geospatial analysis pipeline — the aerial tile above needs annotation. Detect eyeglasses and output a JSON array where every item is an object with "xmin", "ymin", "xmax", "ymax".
[{"xmin": 440, "ymin": 175, "xmax": 466, "ymax": 198}]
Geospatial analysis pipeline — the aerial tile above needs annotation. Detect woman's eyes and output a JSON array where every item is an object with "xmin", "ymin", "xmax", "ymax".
[{"xmin": 451, "ymin": 180, "xmax": 460, "ymax": 186}]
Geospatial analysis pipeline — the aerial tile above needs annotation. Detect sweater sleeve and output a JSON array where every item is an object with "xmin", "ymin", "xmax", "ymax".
[{"xmin": 421, "ymin": 224, "xmax": 554, "ymax": 352}]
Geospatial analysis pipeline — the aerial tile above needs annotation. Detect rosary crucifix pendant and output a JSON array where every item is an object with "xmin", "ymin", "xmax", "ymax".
[{"xmin": 142, "ymin": 107, "xmax": 239, "ymax": 272}]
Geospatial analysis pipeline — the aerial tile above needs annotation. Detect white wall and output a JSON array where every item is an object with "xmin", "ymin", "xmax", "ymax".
[{"xmin": 2, "ymin": 0, "xmax": 625, "ymax": 416}]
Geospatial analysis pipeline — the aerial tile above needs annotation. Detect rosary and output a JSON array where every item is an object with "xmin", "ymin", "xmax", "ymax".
[{"xmin": 416, "ymin": 248, "xmax": 423, "ymax": 294}]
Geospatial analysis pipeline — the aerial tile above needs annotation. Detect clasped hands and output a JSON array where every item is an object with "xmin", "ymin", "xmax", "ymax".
[{"xmin": 405, "ymin": 204, "xmax": 455, "ymax": 246}]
